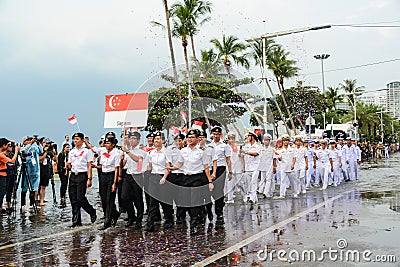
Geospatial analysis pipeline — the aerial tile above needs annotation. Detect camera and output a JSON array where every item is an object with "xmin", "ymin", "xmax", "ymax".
[
  {"xmin": 46, "ymin": 142, "xmax": 55, "ymax": 158},
  {"xmin": 19, "ymin": 150, "xmax": 31, "ymax": 163}
]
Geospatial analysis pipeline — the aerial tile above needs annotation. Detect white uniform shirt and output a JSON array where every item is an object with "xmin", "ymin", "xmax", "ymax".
[
  {"xmin": 149, "ymin": 147, "xmax": 167, "ymax": 175},
  {"xmin": 178, "ymin": 146, "xmax": 208, "ymax": 175},
  {"xmin": 276, "ymin": 146, "xmax": 296, "ymax": 173},
  {"xmin": 100, "ymin": 148, "xmax": 121, "ymax": 173},
  {"xmin": 126, "ymin": 145, "xmax": 147, "ymax": 175},
  {"xmin": 201, "ymin": 145, "xmax": 217, "ymax": 170},
  {"xmin": 315, "ymin": 148, "xmax": 332, "ymax": 166},
  {"xmin": 165, "ymin": 144, "xmax": 184, "ymax": 174},
  {"xmin": 257, "ymin": 145, "xmax": 275, "ymax": 172},
  {"xmin": 329, "ymin": 148, "xmax": 341, "ymax": 165},
  {"xmin": 337, "ymin": 144, "xmax": 348, "ymax": 162},
  {"xmin": 210, "ymin": 141, "xmax": 232, "ymax": 167},
  {"xmin": 294, "ymin": 146, "xmax": 307, "ymax": 171},
  {"xmin": 243, "ymin": 142, "xmax": 261, "ymax": 172},
  {"xmin": 67, "ymin": 146, "xmax": 94, "ymax": 172}
]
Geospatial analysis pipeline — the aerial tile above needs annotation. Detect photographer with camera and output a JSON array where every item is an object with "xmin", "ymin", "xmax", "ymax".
[
  {"xmin": 19, "ymin": 136, "xmax": 42, "ymax": 211},
  {"xmin": 38, "ymin": 138, "xmax": 57, "ymax": 206},
  {"xmin": 0, "ymin": 138, "xmax": 20, "ymax": 215}
]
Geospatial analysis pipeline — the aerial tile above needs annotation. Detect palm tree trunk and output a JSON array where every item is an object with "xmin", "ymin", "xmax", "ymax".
[
  {"xmin": 163, "ymin": 0, "xmax": 178, "ymax": 86},
  {"xmin": 275, "ymin": 75, "xmax": 297, "ymax": 134},
  {"xmin": 190, "ymin": 35, "xmax": 197, "ymax": 62},
  {"xmin": 182, "ymin": 41, "xmax": 211, "ymax": 129}
]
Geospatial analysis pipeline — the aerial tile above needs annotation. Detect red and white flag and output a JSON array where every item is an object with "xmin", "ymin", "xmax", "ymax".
[
  {"xmin": 67, "ymin": 114, "xmax": 77, "ymax": 125},
  {"xmin": 104, "ymin": 93, "xmax": 148, "ymax": 128},
  {"xmin": 169, "ymin": 126, "xmax": 180, "ymax": 135},
  {"xmin": 180, "ymin": 110, "xmax": 187, "ymax": 124},
  {"xmin": 191, "ymin": 120, "xmax": 203, "ymax": 130}
]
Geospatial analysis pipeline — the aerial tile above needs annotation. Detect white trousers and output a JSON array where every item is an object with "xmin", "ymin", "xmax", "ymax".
[
  {"xmin": 280, "ymin": 171, "xmax": 296, "ymax": 197},
  {"xmin": 225, "ymin": 173, "xmax": 241, "ymax": 201},
  {"xmin": 258, "ymin": 169, "xmax": 274, "ymax": 196},
  {"xmin": 317, "ymin": 164, "xmax": 330, "ymax": 189},
  {"xmin": 295, "ymin": 169, "xmax": 306, "ymax": 194}
]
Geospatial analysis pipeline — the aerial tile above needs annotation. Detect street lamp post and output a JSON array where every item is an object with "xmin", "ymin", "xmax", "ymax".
[{"xmin": 314, "ymin": 54, "xmax": 330, "ymax": 130}]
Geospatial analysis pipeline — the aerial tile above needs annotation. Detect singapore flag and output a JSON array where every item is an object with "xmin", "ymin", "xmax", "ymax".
[{"xmin": 104, "ymin": 93, "xmax": 148, "ymax": 128}]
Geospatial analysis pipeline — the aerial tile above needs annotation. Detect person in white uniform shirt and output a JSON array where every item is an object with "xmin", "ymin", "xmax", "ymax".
[
  {"xmin": 209, "ymin": 126, "xmax": 232, "ymax": 221},
  {"xmin": 313, "ymin": 139, "xmax": 333, "ymax": 190},
  {"xmin": 257, "ymin": 133, "xmax": 276, "ymax": 198},
  {"xmin": 293, "ymin": 136, "xmax": 308, "ymax": 196},
  {"xmin": 225, "ymin": 133, "xmax": 242, "ymax": 204},
  {"xmin": 275, "ymin": 134, "xmax": 296, "ymax": 199},
  {"xmin": 120, "ymin": 131, "xmax": 147, "ymax": 229},
  {"xmin": 337, "ymin": 138, "xmax": 349, "ymax": 182},
  {"xmin": 165, "ymin": 133, "xmax": 187, "ymax": 224},
  {"xmin": 304, "ymin": 139, "xmax": 314, "ymax": 188},
  {"xmin": 66, "ymin": 133, "xmax": 97, "ymax": 227},
  {"xmin": 98, "ymin": 137, "xmax": 121, "ymax": 230},
  {"xmin": 199, "ymin": 130, "xmax": 217, "ymax": 222},
  {"xmin": 145, "ymin": 132, "xmax": 173, "ymax": 232},
  {"xmin": 240, "ymin": 132, "xmax": 261, "ymax": 203},
  {"xmin": 328, "ymin": 139, "xmax": 342, "ymax": 186},
  {"xmin": 168, "ymin": 129, "xmax": 213, "ymax": 235},
  {"xmin": 350, "ymin": 138, "xmax": 361, "ymax": 180}
]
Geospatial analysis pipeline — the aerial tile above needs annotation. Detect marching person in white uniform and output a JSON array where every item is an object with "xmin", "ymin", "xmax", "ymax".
[
  {"xmin": 313, "ymin": 139, "xmax": 333, "ymax": 190},
  {"xmin": 257, "ymin": 134, "xmax": 276, "ymax": 198},
  {"xmin": 293, "ymin": 136, "xmax": 308, "ymax": 196},
  {"xmin": 275, "ymin": 134, "xmax": 296, "ymax": 199},
  {"xmin": 328, "ymin": 139, "xmax": 342, "ymax": 186}
]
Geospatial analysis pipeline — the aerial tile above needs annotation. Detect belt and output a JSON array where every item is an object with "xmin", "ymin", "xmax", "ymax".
[
  {"xmin": 185, "ymin": 172, "xmax": 202, "ymax": 176},
  {"xmin": 71, "ymin": 171, "xmax": 87, "ymax": 176}
]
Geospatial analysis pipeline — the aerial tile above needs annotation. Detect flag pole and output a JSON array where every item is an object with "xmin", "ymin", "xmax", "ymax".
[{"xmin": 76, "ymin": 121, "xmax": 81, "ymax": 132}]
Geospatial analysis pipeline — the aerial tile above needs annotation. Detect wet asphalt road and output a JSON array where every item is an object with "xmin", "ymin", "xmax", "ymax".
[{"xmin": 0, "ymin": 154, "xmax": 399, "ymax": 266}]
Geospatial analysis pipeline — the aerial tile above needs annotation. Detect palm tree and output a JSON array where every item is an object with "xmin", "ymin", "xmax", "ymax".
[
  {"xmin": 325, "ymin": 86, "xmax": 343, "ymax": 110},
  {"xmin": 210, "ymin": 34, "xmax": 249, "ymax": 78},
  {"xmin": 247, "ymin": 39, "xmax": 290, "ymax": 134},
  {"xmin": 192, "ymin": 48, "xmax": 221, "ymax": 79},
  {"xmin": 339, "ymin": 79, "xmax": 365, "ymax": 107},
  {"xmin": 171, "ymin": 4, "xmax": 211, "ymax": 128},
  {"xmin": 267, "ymin": 45, "xmax": 299, "ymax": 133},
  {"xmin": 171, "ymin": 0, "xmax": 212, "ymax": 61}
]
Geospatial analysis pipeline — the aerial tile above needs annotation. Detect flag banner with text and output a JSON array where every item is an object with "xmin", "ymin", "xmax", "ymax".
[{"xmin": 104, "ymin": 93, "xmax": 148, "ymax": 129}]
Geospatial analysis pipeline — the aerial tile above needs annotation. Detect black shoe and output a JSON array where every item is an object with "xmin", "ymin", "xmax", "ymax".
[
  {"xmin": 176, "ymin": 218, "xmax": 184, "ymax": 225},
  {"xmin": 0, "ymin": 209, "xmax": 6, "ymax": 215},
  {"xmin": 90, "ymin": 212, "xmax": 97, "ymax": 223},
  {"xmin": 125, "ymin": 218, "xmax": 135, "ymax": 227},
  {"xmin": 164, "ymin": 221, "xmax": 174, "ymax": 229},
  {"xmin": 190, "ymin": 226, "xmax": 198, "ymax": 235},
  {"xmin": 154, "ymin": 216, "xmax": 161, "ymax": 223},
  {"xmin": 134, "ymin": 222, "xmax": 142, "ymax": 230},
  {"xmin": 144, "ymin": 225, "xmax": 155, "ymax": 232},
  {"xmin": 111, "ymin": 212, "xmax": 120, "ymax": 227},
  {"xmin": 124, "ymin": 217, "xmax": 129, "ymax": 221},
  {"xmin": 69, "ymin": 223, "xmax": 82, "ymax": 228},
  {"xmin": 216, "ymin": 214, "xmax": 224, "ymax": 221}
]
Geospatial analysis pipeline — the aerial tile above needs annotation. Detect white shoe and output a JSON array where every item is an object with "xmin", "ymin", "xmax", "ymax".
[
  {"xmin": 20, "ymin": 205, "xmax": 26, "ymax": 212},
  {"xmin": 302, "ymin": 190, "xmax": 307, "ymax": 194},
  {"xmin": 293, "ymin": 194, "xmax": 298, "ymax": 198},
  {"xmin": 274, "ymin": 196, "xmax": 285, "ymax": 199},
  {"xmin": 225, "ymin": 200, "xmax": 234, "ymax": 204}
]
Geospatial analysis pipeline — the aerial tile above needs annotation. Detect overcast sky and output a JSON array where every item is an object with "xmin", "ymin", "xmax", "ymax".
[{"xmin": 1, "ymin": 0, "xmax": 399, "ymax": 145}]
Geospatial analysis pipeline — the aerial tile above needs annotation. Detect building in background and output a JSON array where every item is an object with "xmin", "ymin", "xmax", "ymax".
[{"xmin": 386, "ymin": 81, "xmax": 400, "ymax": 120}]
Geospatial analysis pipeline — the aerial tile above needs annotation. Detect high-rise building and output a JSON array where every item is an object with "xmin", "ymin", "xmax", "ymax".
[{"xmin": 386, "ymin": 81, "xmax": 400, "ymax": 119}]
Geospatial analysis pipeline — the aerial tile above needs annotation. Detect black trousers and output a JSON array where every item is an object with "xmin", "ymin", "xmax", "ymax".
[
  {"xmin": 121, "ymin": 173, "xmax": 144, "ymax": 223},
  {"xmin": 184, "ymin": 173, "xmax": 205, "ymax": 226},
  {"xmin": 5, "ymin": 173, "xmax": 17, "ymax": 203},
  {"xmin": 144, "ymin": 171, "xmax": 160, "ymax": 219},
  {"xmin": 99, "ymin": 171, "xmax": 119, "ymax": 226},
  {"xmin": 146, "ymin": 174, "xmax": 174, "ymax": 227},
  {"xmin": 209, "ymin": 166, "xmax": 226, "ymax": 216},
  {"xmin": 59, "ymin": 171, "xmax": 68, "ymax": 199},
  {"xmin": 118, "ymin": 169, "xmax": 125, "ymax": 211},
  {"xmin": 69, "ymin": 172, "xmax": 96, "ymax": 225},
  {"xmin": 168, "ymin": 173, "xmax": 187, "ymax": 220}
]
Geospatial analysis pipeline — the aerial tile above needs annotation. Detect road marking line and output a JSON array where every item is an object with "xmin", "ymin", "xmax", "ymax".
[
  {"xmin": 0, "ymin": 224, "xmax": 100, "ymax": 251},
  {"xmin": 193, "ymin": 189, "xmax": 354, "ymax": 267}
]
